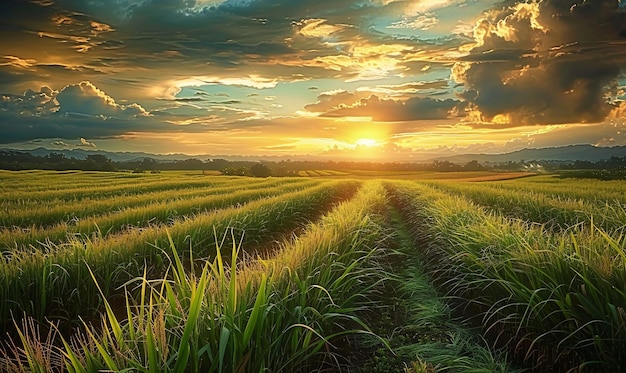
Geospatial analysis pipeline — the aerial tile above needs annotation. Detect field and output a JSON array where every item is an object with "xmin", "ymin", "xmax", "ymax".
[{"xmin": 0, "ymin": 170, "xmax": 625, "ymax": 372}]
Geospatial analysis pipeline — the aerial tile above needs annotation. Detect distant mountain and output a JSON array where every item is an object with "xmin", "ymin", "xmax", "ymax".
[
  {"xmin": 11, "ymin": 147, "xmax": 199, "ymax": 162},
  {"xmin": 2, "ymin": 144, "xmax": 625, "ymax": 164},
  {"xmin": 433, "ymin": 145, "xmax": 626, "ymax": 164},
  {"xmin": 0, "ymin": 147, "xmax": 297, "ymax": 163}
]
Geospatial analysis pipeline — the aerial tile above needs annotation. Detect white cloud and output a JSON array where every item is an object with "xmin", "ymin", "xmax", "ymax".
[
  {"xmin": 56, "ymin": 81, "xmax": 150, "ymax": 119},
  {"xmin": 77, "ymin": 137, "xmax": 97, "ymax": 147},
  {"xmin": 52, "ymin": 140, "xmax": 70, "ymax": 147},
  {"xmin": 387, "ymin": 14, "xmax": 439, "ymax": 30}
]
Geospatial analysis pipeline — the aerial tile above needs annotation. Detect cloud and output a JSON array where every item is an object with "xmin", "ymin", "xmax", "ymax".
[
  {"xmin": 0, "ymin": 82, "xmax": 167, "ymax": 144},
  {"xmin": 453, "ymin": 0, "xmax": 626, "ymax": 126},
  {"xmin": 0, "ymin": 0, "xmax": 463, "ymax": 101},
  {"xmin": 0, "ymin": 86, "xmax": 58, "ymax": 116},
  {"xmin": 387, "ymin": 14, "xmax": 439, "ymax": 30},
  {"xmin": 304, "ymin": 87, "xmax": 462, "ymax": 121},
  {"xmin": 295, "ymin": 18, "xmax": 349, "ymax": 38},
  {"xmin": 319, "ymin": 94, "xmax": 461, "ymax": 121},
  {"xmin": 52, "ymin": 140, "xmax": 70, "ymax": 147},
  {"xmin": 361, "ymin": 81, "xmax": 450, "ymax": 96},
  {"xmin": 77, "ymin": 137, "xmax": 96, "ymax": 147},
  {"xmin": 1, "ymin": 81, "xmax": 149, "ymax": 120},
  {"xmin": 304, "ymin": 90, "xmax": 375, "ymax": 113},
  {"xmin": 56, "ymin": 81, "xmax": 149, "ymax": 118}
]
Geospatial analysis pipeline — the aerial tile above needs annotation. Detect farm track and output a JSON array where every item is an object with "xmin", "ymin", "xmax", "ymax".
[
  {"xmin": 349, "ymin": 198, "xmax": 513, "ymax": 372},
  {"xmin": 0, "ymin": 179, "xmax": 360, "ymax": 336}
]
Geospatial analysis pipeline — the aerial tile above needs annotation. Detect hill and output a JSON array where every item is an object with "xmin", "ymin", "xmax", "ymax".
[{"xmin": 433, "ymin": 145, "xmax": 626, "ymax": 164}]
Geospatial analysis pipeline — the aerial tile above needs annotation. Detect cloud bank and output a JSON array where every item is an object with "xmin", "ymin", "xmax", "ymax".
[
  {"xmin": 0, "ymin": 0, "xmax": 624, "ymax": 156},
  {"xmin": 453, "ymin": 0, "xmax": 626, "ymax": 126}
]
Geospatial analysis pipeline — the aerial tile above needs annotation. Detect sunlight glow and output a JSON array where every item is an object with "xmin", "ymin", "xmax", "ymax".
[{"xmin": 355, "ymin": 138, "xmax": 378, "ymax": 147}]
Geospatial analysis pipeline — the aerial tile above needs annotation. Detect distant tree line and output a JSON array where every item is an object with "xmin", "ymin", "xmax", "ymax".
[
  {"xmin": 0, "ymin": 150, "xmax": 624, "ymax": 179},
  {"xmin": 0, "ymin": 151, "xmax": 116, "ymax": 171}
]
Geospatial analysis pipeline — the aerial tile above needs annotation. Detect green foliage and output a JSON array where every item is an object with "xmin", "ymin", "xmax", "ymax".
[
  {"xmin": 2, "ymin": 170, "xmax": 625, "ymax": 372},
  {"xmin": 0, "ymin": 176, "xmax": 359, "ymax": 335},
  {"xmin": 358, "ymin": 207, "xmax": 514, "ymax": 373},
  {"xmin": 1, "ymin": 181, "xmax": 391, "ymax": 372},
  {"xmin": 249, "ymin": 163, "xmax": 272, "ymax": 178},
  {"xmin": 425, "ymin": 178, "xmax": 626, "ymax": 232},
  {"xmin": 389, "ymin": 180, "xmax": 626, "ymax": 371}
]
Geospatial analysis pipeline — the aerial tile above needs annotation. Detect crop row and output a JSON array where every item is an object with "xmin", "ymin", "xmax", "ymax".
[
  {"xmin": 0, "ymin": 174, "xmax": 242, "ymax": 204},
  {"xmin": 488, "ymin": 175, "xmax": 626, "ymax": 204},
  {"xmin": 426, "ymin": 180, "xmax": 626, "ymax": 232},
  {"xmin": 388, "ymin": 180, "xmax": 626, "ymax": 371},
  {"xmin": 1, "ymin": 181, "xmax": 387, "ymax": 372},
  {"xmin": 0, "ymin": 170, "xmax": 151, "ymax": 192},
  {"xmin": 0, "ymin": 180, "xmax": 359, "ymax": 335},
  {"xmin": 0, "ymin": 179, "xmax": 310, "ymax": 231},
  {"xmin": 0, "ymin": 172, "xmax": 171, "ymax": 198},
  {"xmin": 0, "ymin": 176, "xmax": 251, "ymax": 214}
]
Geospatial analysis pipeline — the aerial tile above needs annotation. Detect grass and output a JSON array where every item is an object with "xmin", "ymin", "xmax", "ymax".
[
  {"xmin": 388, "ymin": 180, "xmax": 626, "ymax": 371},
  {"xmin": 0, "ymin": 178, "xmax": 318, "ymax": 249},
  {"xmin": 0, "ymin": 180, "xmax": 359, "ymax": 335},
  {"xmin": 1, "ymin": 170, "xmax": 624, "ymax": 371},
  {"xmin": 0, "ymin": 177, "xmax": 289, "ymax": 228},
  {"xmin": 1, "ymin": 181, "xmax": 391, "ymax": 372},
  {"xmin": 356, "ymin": 206, "xmax": 516, "ymax": 373},
  {"xmin": 425, "ymin": 179, "xmax": 626, "ymax": 232}
]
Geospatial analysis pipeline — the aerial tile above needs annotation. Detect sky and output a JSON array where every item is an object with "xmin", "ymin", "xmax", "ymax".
[{"xmin": 1, "ymin": 0, "xmax": 626, "ymax": 161}]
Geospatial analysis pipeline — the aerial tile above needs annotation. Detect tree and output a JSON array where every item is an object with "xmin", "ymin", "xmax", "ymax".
[
  {"xmin": 140, "ymin": 157, "xmax": 158, "ymax": 171},
  {"xmin": 250, "ymin": 163, "xmax": 272, "ymax": 178},
  {"xmin": 463, "ymin": 160, "xmax": 484, "ymax": 171},
  {"xmin": 85, "ymin": 154, "xmax": 114, "ymax": 171}
]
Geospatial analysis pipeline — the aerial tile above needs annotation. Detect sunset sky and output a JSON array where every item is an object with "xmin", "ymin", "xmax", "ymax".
[{"xmin": 1, "ymin": 0, "xmax": 626, "ymax": 160}]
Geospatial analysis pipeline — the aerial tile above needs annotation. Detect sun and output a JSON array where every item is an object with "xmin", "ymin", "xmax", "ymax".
[{"xmin": 355, "ymin": 138, "xmax": 378, "ymax": 147}]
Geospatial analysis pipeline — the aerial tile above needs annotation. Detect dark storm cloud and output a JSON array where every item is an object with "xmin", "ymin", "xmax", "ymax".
[
  {"xmin": 0, "ymin": 111, "xmax": 149, "ymax": 143},
  {"xmin": 0, "ymin": 0, "xmax": 461, "ymax": 95},
  {"xmin": 454, "ymin": 0, "xmax": 626, "ymax": 126},
  {"xmin": 321, "ymin": 95, "xmax": 461, "ymax": 121},
  {"xmin": 0, "ymin": 81, "xmax": 166, "ymax": 143},
  {"xmin": 305, "ymin": 89, "xmax": 461, "ymax": 121}
]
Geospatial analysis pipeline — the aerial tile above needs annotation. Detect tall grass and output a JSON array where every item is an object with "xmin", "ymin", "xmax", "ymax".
[
  {"xmin": 0, "ymin": 178, "xmax": 318, "ymax": 249},
  {"xmin": 356, "ymin": 206, "xmax": 516, "ymax": 373},
  {"xmin": 388, "ymin": 180, "xmax": 626, "ymax": 371},
  {"xmin": 0, "ymin": 177, "xmax": 292, "ymax": 228},
  {"xmin": 0, "ymin": 180, "xmax": 359, "ymax": 335},
  {"xmin": 426, "ymin": 180, "xmax": 626, "ymax": 232},
  {"xmin": 488, "ymin": 175, "xmax": 626, "ymax": 205},
  {"xmin": 1, "ymin": 181, "xmax": 391, "ymax": 372},
  {"xmin": 0, "ymin": 173, "xmax": 217, "ymax": 203}
]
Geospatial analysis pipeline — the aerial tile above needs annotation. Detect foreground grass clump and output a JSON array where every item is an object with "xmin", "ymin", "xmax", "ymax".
[
  {"xmin": 388, "ymin": 181, "xmax": 626, "ymax": 371},
  {"xmin": 1, "ymin": 181, "xmax": 390, "ymax": 372}
]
